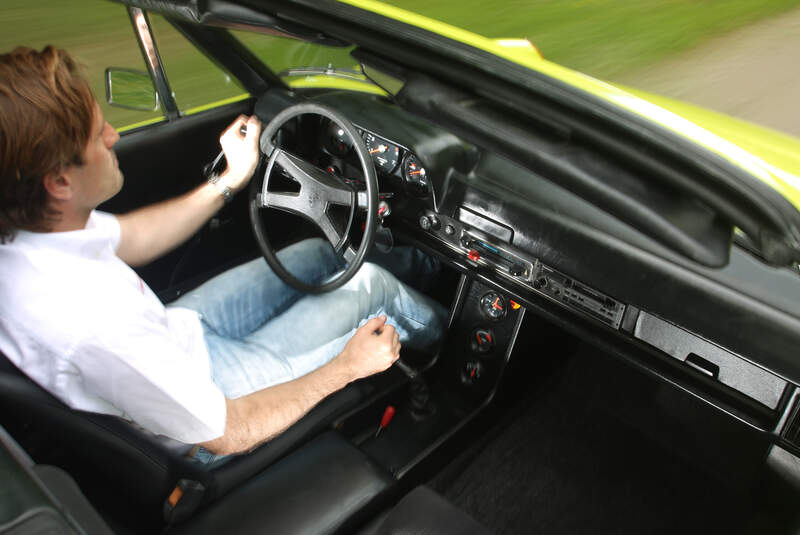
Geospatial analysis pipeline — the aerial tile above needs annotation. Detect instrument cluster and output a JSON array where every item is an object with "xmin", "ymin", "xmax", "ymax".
[{"xmin": 322, "ymin": 119, "xmax": 430, "ymax": 197}]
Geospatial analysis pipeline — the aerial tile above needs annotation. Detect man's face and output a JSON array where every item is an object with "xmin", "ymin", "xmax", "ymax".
[{"xmin": 66, "ymin": 101, "xmax": 123, "ymax": 210}]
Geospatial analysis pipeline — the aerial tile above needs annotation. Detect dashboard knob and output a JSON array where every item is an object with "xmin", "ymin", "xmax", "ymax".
[
  {"xmin": 470, "ymin": 328, "xmax": 495, "ymax": 354},
  {"xmin": 418, "ymin": 214, "xmax": 440, "ymax": 231},
  {"xmin": 461, "ymin": 359, "xmax": 484, "ymax": 386}
]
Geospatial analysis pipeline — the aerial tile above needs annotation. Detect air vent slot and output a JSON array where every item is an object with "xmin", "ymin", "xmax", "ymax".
[{"xmin": 783, "ymin": 398, "xmax": 800, "ymax": 447}]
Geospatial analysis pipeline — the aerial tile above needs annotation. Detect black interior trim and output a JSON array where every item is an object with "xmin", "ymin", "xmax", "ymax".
[
  {"xmin": 395, "ymin": 73, "xmax": 734, "ymax": 267},
  {"xmin": 242, "ymin": 0, "xmax": 800, "ymax": 264},
  {"xmin": 402, "ymin": 224, "xmax": 781, "ymax": 428},
  {"xmin": 118, "ymin": 0, "xmax": 349, "ymax": 46}
]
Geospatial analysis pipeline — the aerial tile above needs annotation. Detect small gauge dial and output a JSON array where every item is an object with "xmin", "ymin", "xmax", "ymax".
[
  {"xmin": 402, "ymin": 154, "xmax": 429, "ymax": 195},
  {"xmin": 479, "ymin": 291, "xmax": 506, "ymax": 321},
  {"xmin": 363, "ymin": 132, "xmax": 400, "ymax": 173},
  {"xmin": 325, "ymin": 121, "xmax": 353, "ymax": 155}
]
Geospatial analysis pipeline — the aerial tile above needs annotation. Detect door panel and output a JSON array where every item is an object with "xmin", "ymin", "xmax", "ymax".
[{"xmin": 100, "ymin": 99, "xmax": 260, "ymax": 298}]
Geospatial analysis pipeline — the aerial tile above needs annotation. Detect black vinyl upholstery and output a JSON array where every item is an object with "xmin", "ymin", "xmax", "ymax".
[
  {"xmin": 0, "ymin": 352, "xmax": 365, "ymax": 526},
  {"xmin": 170, "ymin": 431, "xmax": 396, "ymax": 535},
  {"xmin": 359, "ymin": 486, "xmax": 491, "ymax": 535},
  {"xmin": 0, "ymin": 425, "xmax": 114, "ymax": 535}
]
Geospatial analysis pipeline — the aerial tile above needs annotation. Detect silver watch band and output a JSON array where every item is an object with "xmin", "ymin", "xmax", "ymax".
[{"xmin": 208, "ymin": 173, "xmax": 234, "ymax": 204}]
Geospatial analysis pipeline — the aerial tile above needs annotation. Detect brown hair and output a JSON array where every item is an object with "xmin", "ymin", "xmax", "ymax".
[{"xmin": 0, "ymin": 46, "xmax": 95, "ymax": 240}]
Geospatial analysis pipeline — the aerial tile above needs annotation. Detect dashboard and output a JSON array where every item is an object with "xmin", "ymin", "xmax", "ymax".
[{"xmin": 257, "ymin": 88, "xmax": 800, "ymax": 464}]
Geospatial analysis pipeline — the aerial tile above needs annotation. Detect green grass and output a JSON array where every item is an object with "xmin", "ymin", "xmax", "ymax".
[
  {"xmin": 2, "ymin": 0, "xmax": 799, "ymax": 127},
  {"xmin": 384, "ymin": 0, "xmax": 800, "ymax": 80}
]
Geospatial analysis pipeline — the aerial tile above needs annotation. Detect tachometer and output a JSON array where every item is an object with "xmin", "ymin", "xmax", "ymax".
[
  {"xmin": 364, "ymin": 132, "xmax": 400, "ymax": 174},
  {"xmin": 402, "ymin": 153, "xmax": 429, "ymax": 195}
]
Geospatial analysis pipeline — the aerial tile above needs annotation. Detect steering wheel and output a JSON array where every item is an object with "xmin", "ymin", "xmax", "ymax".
[{"xmin": 249, "ymin": 103, "xmax": 378, "ymax": 294}]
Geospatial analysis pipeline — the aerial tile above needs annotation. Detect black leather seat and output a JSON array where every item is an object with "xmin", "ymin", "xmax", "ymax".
[
  {"xmin": 171, "ymin": 432, "xmax": 396, "ymax": 535},
  {"xmin": 359, "ymin": 486, "xmax": 491, "ymax": 535},
  {"xmin": 3, "ymin": 420, "xmax": 489, "ymax": 535},
  {"xmin": 0, "ymin": 424, "xmax": 114, "ymax": 535},
  {"xmin": 171, "ymin": 431, "xmax": 491, "ymax": 535},
  {"xmin": 0, "ymin": 351, "xmax": 367, "ymax": 529}
]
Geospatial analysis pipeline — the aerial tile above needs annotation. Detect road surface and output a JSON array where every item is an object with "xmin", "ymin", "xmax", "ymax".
[{"xmin": 615, "ymin": 7, "xmax": 800, "ymax": 138}]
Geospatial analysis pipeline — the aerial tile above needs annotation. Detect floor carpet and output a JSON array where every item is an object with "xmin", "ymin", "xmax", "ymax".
[{"xmin": 429, "ymin": 350, "xmax": 758, "ymax": 535}]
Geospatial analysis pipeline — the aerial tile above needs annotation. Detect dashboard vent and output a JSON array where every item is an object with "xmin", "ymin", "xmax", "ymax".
[{"xmin": 784, "ymin": 397, "xmax": 800, "ymax": 447}]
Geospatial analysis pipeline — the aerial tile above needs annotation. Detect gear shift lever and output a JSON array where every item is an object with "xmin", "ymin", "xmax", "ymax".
[{"xmin": 395, "ymin": 358, "xmax": 436, "ymax": 422}]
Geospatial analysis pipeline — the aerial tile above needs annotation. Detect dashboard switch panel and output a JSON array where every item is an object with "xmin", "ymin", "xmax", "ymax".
[{"xmin": 419, "ymin": 210, "xmax": 626, "ymax": 330}]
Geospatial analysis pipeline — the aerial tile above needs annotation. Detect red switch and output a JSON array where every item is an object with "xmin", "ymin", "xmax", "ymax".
[{"xmin": 467, "ymin": 249, "xmax": 481, "ymax": 262}]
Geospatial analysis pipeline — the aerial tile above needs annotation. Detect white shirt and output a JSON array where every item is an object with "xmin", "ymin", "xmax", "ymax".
[{"xmin": 0, "ymin": 211, "xmax": 226, "ymax": 444}]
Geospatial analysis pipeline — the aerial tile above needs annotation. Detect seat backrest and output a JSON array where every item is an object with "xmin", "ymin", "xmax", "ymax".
[
  {"xmin": 0, "ymin": 351, "xmax": 210, "ymax": 529},
  {"xmin": 0, "ymin": 350, "xmax": 367, "ymax": 527}
]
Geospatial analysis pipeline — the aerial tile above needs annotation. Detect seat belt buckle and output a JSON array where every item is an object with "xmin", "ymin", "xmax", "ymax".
[{"xmin": 163, "ymin": 478, "xmax": 206, "ymax": 525}]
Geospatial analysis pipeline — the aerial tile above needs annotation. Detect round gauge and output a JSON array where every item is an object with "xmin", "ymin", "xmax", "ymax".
[
  {"xmin": 325, "ymin": 121, "xmax": 353, "ymax": 155},
  {"xmin": 402, "ymin": 154, "xmax": 429, "ymax": 195},
  {"xmin": 479, "ymin": 291, "xmax": 506, "ymax": 321},
  {"xmin": 363, "ymin": 132, "xmax": 400, "ymax": 173}
]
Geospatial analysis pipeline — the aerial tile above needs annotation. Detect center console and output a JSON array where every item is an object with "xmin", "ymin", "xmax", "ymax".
[{"xmin": 442, "ymin": 277, "xmax": 525, "ymax": 398}]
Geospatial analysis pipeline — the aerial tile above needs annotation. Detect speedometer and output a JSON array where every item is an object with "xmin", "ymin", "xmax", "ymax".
[{"xmin": 363, "ymin": 132, "xmax": 400, "ymax": 174}]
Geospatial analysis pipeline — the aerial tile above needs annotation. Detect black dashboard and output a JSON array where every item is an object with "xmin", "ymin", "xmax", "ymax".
[{"xmin": 256, "ymin": 88, "xmax": 800, "ymax": 457}]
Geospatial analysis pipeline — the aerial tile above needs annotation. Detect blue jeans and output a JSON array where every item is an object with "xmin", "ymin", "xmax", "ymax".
[{"xmin": 171, "ymin": 238, "xmax": 446, "ymax": 400}]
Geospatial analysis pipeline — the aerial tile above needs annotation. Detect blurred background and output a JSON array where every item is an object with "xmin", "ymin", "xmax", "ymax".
[{"xmin": 1, "ymin": 0, "xmax": 798, "ymax": 136}]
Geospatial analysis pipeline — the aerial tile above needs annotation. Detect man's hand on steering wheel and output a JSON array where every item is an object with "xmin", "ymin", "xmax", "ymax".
[{"xmin": 219, "ymin": 115, "xmax": 262, "ymax": 192}]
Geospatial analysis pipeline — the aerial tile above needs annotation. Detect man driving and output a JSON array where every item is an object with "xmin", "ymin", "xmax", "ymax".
[{"xmin": 0, "ymin": 46, "xmax": 445, "ymax": 458}]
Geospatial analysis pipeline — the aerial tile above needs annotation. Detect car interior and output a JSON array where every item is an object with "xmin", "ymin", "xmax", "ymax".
[{"xmin": 2, "ymin": 1, "xmax": 800, "ymax": 534}]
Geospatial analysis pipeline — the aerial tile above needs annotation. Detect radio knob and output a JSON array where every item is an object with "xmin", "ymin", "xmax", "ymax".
[
  {"xmin": 461, "ymin": 359, "xmax": 484, "ymax": 386},
  {"xmin": 509, "ymin": 264, "xmax": 525, "ymax": 277},
  {"xmin": 418, "ymin": 214, "xmax": 440, "ymax": 231},
  {"xmin": 471, "ymin": 328, "xmax": 495, "ymax": 354}
]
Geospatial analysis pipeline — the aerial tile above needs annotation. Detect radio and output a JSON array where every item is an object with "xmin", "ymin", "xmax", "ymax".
[{"xmin": 531, "ymin": 265, "xmax": 624, "ymax": 329}]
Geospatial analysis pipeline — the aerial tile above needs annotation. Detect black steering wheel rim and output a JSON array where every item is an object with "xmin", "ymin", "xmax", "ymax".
[{"xmin": 249, "ymin": 102, "xmax": 378, "ymax": 294}]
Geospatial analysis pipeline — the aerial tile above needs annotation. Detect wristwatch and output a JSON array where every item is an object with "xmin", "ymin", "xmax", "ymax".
[{"xmin": 208, "ymin": 173, "xmax": 234, "ymax": 204}]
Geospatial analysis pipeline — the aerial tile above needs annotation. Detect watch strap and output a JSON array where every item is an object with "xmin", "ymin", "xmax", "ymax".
[{"xmin": 208, "ymin": 173, "xmax": 234, "ymax": 204}]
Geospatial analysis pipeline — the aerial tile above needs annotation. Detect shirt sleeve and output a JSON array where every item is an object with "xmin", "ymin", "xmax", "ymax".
[
  {"xmin": 70, "ymin": 313, "xmax": 227, "ymax": 444},
  {"xmin": 90, "ymin": 210, "xmax": 122, "ymax": 252}
]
